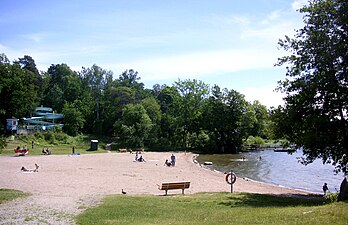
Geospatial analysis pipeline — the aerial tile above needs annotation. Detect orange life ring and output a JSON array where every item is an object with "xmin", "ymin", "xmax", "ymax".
[{"xmin": 225, "ymin": 172, "xmax": 236, "ymax": 184}]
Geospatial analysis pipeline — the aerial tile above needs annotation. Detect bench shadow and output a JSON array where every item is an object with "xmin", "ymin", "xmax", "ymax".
[{"xmin": 218, "ymin": 193, "xmax": 324, "ymax": 208}]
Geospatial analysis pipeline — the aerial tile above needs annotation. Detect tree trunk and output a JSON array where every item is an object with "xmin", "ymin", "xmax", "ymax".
[{"xmin": 338, "ymin": 176, "xmax": 348, "ymax": 201}]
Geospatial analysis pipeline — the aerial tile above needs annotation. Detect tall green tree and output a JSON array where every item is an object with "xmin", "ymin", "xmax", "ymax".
[
  {"xmin": 156, "ymin": 86, "xmax": 181, "ymax": 149},
  {"xmin": 42, "ymin": 64, "xmax": 81, "ymax": 110},
  {"xmin": 275, "ymin": 0, "xmax": 348, "ymax": 172},
  {"xmin": 141, "ymin": 96, "xmax": 162, "ymax": 146},
  {"xmin": 80, "ymin": 65, "xmax": 113, "ymax": 134},
  {"xmin": 202, "ymin": 85, "xmax": 248, "ymax": 153},
  {"xmin": 115, "ymin": 104, "xmax": 152, "ymax": 148},
  {"xmin": 0, "ymin": 55, "xmax": 39, "ymax": 123},
  {"xmin": 174, "ymin": 79, "xmax": 209, "ymax": 150},
  {"xmin": 62, "ymin": 101, "xmax": 85, "ymax": 136},
  {"xmin": 251, "ymin": 100, "xmax": 270, "ymax": 139}
]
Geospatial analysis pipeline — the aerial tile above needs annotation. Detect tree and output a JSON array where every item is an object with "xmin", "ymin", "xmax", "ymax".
[
  {"xmin": 43, "ymin": 64, "xmax": 81, "ymax": 110},
  {"xmin": 174, "ymin": 79, "xmax": 209, "ymax": 150},
  {"xmin": 80, "ymin": 65, "xmax": 112, "ymax": 134},
  {"xmin": 0, "ymin": 53, "xmax": 10, "ymax": 64},
  {"xmin": 62, "ymin": 102, "xmax": 85, "ymax": 136},
  {"xmin": 115, "ymin": 104, "xmax": 152, "ymax": 148},
  {"xmin": 251, "ymin": 100, "xmax": 271, "ymax": 139},
  {"xmin": 141, "ymin": 96, "xmax": 162, "ymax": 147},
  {"xmin": 156, "ymin": 86, "xmax": 182, "ymax": 149},
  {"xmin": 275, "ymin": 0, "xmax": 348, "ymax": 173},
  {"xmin": 0, "ymin": 57, "xmax": 39, "ymax": 122},
  {"xmin": 202, "ymin": 86, "xmax": 248, "ymax": 153},
  {"xmin": 15, "ymin": 55, "xmax": 40, "ymax": 75}
]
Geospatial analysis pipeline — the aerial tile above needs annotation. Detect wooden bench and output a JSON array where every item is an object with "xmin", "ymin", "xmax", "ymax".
[{"xmin": 158, "ymin": 181, "xmax": 190, "ymax": 195}]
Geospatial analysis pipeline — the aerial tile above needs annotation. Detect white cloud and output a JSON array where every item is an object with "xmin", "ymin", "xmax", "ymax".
[
  {"xmin": 105, "ymin": 47, "xmax": 280, "ymax": 83},
  {"xmin": 22, "ymin": 33, "xmax": 46, "ymax": 43},
  {"xmin": 292, "ymin": 0, "xmax": 308, "ymax": 11},
  {"xmin": 242, "ymin": 86, "xmax": 285, "ymax": 109},
  {"xmin": 261, "ymin": 10, "xmax": 281, "ymax": 25}
]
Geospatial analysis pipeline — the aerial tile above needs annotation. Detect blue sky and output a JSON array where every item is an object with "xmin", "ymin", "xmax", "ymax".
[{"xmin": 0, "ymin": 0, "xmax": 308, "ymax": 108}]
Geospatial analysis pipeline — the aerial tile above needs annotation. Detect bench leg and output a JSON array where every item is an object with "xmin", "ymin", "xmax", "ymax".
[
  {"xmin": 165, "ymin": 190, "xmax": 168, "ymax": 195},
  {"xmin": 182, "ymin": 189, "xmax": 184, "ymax": 195}
]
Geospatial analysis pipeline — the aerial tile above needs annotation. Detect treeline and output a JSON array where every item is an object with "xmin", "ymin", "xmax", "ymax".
[{"xmin": 0, "ymin": 53, "xmax": 274, "ymax": 153}]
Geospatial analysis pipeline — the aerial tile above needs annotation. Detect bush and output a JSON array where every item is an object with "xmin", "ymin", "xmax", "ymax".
[
  {"xmin": 325, "ymin": 193, "xmax": 339, "ymax": 203},
  {"xmin": 55, "ymin": 132, "xmax": 69, "ymax": 144},
  {"xmin": 246, "ymin": 136, "xmax": 265, "ymax": 146},
  {"xmin": 44, "ymin": 131, "xmax": 56, "ymax": 144},
  {"xmin": 34, "ymin": 132, "xmax": 44, "ymax": 140},
  {"xmin": 0, "ymin": 137, "xmax": 6, "ymax": 149}
]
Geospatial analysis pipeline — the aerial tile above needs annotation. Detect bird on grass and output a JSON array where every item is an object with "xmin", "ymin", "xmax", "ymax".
[{"xmin": 121, "ymin": 189, "xmax": 127, "ymax": 194}]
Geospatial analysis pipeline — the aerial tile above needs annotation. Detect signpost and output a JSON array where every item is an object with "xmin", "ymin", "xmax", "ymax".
[{"xmin": 225, "ymin": 170, "xmax": 237, "ymax": 193}]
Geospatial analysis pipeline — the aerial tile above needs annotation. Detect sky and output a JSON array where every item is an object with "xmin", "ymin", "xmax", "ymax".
[{"xmin": 0, "ymin": 0, "xmax": 308, "ymax": 108}]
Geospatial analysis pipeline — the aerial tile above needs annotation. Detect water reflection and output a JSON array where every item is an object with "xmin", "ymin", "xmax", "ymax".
[{"xmin": 197, "ymin": 149, "xmax": 344, "ymax": 194}]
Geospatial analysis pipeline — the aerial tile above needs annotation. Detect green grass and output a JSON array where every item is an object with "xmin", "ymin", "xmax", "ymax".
[
  {"xmin": 76, "ymin": 192, "xmax": 348, "ymax": 225},
  {"xmin": 0, "ymin": 189, "xmax": 29, "ymax": 204},
  {"xmin": 1, "ymin": 133, "xmax": 107, "ymax": 156}
]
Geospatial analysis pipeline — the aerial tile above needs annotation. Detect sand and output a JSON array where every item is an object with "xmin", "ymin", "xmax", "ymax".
[{"xmin": 0, "ymin": 152, "xmax": 316, "ymax": 224}]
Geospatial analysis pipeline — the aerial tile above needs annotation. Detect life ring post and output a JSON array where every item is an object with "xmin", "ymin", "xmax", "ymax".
[
  {"xmin": 230, "ymin": 170, "xmax": 233, "ymax": 193},
  {"xmin": 225, "ymin": 170, "xmax": 236, "ymax": 193}
]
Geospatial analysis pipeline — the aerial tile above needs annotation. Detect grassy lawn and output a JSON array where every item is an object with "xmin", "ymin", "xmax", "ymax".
[
  {"xmin": 0, "ymin": 189, "xmax": 29, "ymax": 204},
  {"xmin": 76, "ymin": 192, "xmax": 348, "ymax": 225},
  {"xmin": 1, "ymin": 134, "xmax": 107, "ymax": 156}
]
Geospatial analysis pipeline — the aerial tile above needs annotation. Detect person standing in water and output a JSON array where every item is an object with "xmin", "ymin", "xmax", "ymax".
[{"xmin": 323, "ymin": 183, "xmax": 329, "ymax": 196}]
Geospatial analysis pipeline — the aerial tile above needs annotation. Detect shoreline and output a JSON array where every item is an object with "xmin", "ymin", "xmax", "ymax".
[{"xmin": 193, "ymin": 153, "xmax": 320, "ymax": 196}]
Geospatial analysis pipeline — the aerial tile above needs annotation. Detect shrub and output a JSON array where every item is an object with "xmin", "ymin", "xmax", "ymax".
[
  {"xmin": 34, "ymin": 132, "xmax": 44, "ymax": 140},
  {"xmin": 44, "ymin": 131, "xmax": 56, "ymax": 144},
  {"xmin": 325, "ymin": 193, "xmax": 338, "ymax": 203},
  {"xmin": 55, "ymin": 132, "xmax": 69, "ymax": 144},
  {"xmin": 246, "ymin": 136, "xmax": 265, "ymax": 146}
]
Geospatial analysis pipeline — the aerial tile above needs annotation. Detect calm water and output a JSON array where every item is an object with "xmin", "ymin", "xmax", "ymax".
[{"xmin": 197, "ymin": 149, "xmax": 344, "ymax": 194}]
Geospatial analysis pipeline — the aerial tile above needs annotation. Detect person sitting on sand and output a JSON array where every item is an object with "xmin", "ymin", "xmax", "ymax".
[
  {"xmin": 138, "ymin": 156, "xmax": 145, "ymax": 162},
  {"xmin": 164, "ymin": 159, "xmax": 171, "ymax": 167}
]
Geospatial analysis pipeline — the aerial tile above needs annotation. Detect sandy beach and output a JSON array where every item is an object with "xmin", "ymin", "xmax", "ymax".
[{"xmin": 0, "ymin": 152, "xmax": 315, "ymax": 224}]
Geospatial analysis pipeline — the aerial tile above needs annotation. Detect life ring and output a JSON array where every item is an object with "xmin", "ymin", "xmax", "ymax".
[{"xmin": 225, "ymin": 172, "xmax": 236, "ymax": 184}]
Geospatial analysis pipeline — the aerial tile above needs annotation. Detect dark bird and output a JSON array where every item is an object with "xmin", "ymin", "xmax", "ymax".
[{"xmin": 122, "ymin": 189, "xmax": 127, "ymax": 194}]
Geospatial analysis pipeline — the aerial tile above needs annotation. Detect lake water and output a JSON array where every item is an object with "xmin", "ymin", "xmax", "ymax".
[{"xmin": 197, "ymin": 149, "xmax": 345, "ymax": 194}]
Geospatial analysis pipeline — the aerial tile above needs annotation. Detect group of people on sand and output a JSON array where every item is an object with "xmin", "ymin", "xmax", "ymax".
[
  {"xmin": 42, "ymin": 148, "xmax": 51, "ymax": 155},
  {"xmin": 164, "ymin": 154, "xmax": 176, "ymax": 167},
  {"xmin": 134, "ymin": 151, "xmax": 145, "ymax": 162},
  {"xmin": 16, "ymin": 145, "xmax": 28, "ymax": 151},
  {"xmin": 21, "ymin": 163, "xmax": 39, "ymax": 172}
]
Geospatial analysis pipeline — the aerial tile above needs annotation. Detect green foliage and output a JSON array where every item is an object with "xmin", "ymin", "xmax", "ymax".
[
  {"xmin": 324, "ymin": 192, "xmax": 339, "ymax": 203},
  {"xmin": 0, "ymin": 60, "xmax": 39, "ymax": 121},
  {"xmin": 246, "ymin": 136, "xmax": 266, "ymax": 146},
  {"xmin": 62, "ymin": 102, "xmax": 86, "ymax": 136},
  {"xmin": 116, "ymin": 104, "xmax": 152, "ymax": 148},
  {"xmin": 0, "ymin": 136, "xmax": 6, "ymax": 149},
  {"xmin": 43, "ymin": 131, "xmax": 56, "ymax": 144},
  {"xmin": 76, "ymin": 192, "xmax": 348, "ymax": 225},
  {"xmin": 0, "ymin": 53, "xmax": 274, "ymax": 154},
  {"xmin": 275, "ymin": 0, "xmax": 348, "ymax": 172},
  {"xmin": 0, "ymin": 189, "xmax": 28, "ymax": 204}
]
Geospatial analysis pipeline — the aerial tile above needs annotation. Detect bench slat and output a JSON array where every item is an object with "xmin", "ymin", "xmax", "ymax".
[{"xmin": 159, "ymin": 182, "xmax": 190, "ymax": 195}]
